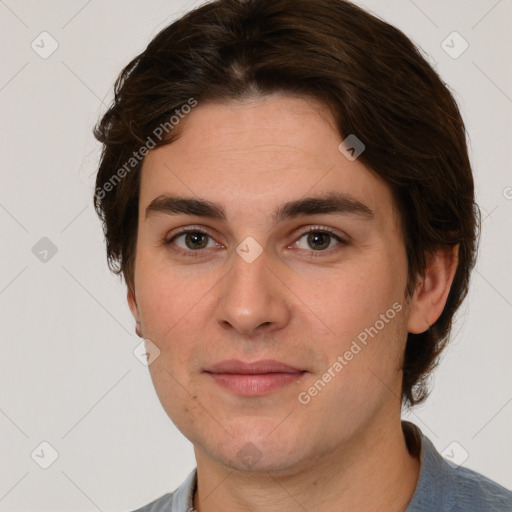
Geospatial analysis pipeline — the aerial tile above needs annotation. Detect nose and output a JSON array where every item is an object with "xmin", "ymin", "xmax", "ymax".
[{"xmin": 215, "ymin": 247, "xmax": 291, "ymax": 337}]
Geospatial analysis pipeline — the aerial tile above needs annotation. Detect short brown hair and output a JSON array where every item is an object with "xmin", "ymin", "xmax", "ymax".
[{"xmin": 93, "ymin": 0, "xmax": 480, "ymax": 406}]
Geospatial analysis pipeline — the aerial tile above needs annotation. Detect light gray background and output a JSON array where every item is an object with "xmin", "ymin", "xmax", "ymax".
[{"xmin": 1, "ymin": 0, "xmax": 511, "ymax": 510}]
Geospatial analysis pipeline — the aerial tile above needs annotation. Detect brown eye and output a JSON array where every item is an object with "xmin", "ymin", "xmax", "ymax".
[
  {"xmin": 184, "ymin": 232, "xmax": 209, "ymax": 250},
  {"xmin": 306, "ymin": 232, "xmax": 331, "ymax": 250},
  {"xmin": 295, "ymin": 230, "xmax": 342, "ymax": 251},
  {"xmin": 170, "ymin": 231, "xmax": 215, "ymax": 251}
]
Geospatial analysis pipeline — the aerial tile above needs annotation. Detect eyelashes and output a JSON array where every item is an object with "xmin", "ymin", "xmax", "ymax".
[
  {"xmin": 165, "ymin": 225, "xmax": 349, "ymax": 258},
  {"xmin": 293, "ymin": 228, "xmax": 345, "ymax": 253},
  {"xmin": 171, "ymin": 230, "xmax": 217, "ymax": 251}
]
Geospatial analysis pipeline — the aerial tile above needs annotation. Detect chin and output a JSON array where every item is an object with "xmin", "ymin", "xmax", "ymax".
[
  {"xmin": 193, "ymin": 424, "xmax": 311, "ymax": 474},
  {"xmin": 210, "ymin": 443, "xmax": 307, "ymax": 474}
]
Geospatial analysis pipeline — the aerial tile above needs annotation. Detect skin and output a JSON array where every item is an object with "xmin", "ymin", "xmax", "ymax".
[{"xmin": 128, "ymin": 94, "xmax": 458, "ymax": 511}]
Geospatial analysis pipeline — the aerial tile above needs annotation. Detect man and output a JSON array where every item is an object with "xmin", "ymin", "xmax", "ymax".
[{"xmin": 93, "ymin": 0, "xmax": 512, "ymax": 510}]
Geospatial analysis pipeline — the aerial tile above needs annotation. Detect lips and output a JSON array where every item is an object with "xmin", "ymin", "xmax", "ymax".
[
  {"xmin": 207, "ymin": 359, "xmax": 303, "ymax": 374},
  {"xmin": 205, "ymin": 359, "xmax": 306, "ymax": 396}
]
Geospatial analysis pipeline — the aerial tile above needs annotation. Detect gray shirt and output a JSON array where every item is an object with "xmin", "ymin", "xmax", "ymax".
[{"xmin": 131, "ymin": 421, "xmax": 512, "ymax": 511}]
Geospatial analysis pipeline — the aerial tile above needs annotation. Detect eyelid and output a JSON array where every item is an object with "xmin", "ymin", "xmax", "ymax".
[
  {"xmin": 164, "ymin": 224, "xmax": 350, "ymax": 256},
  {"xmin": 165, "ymin": 225, "xmax": 223, "ymax": 256},
  {"xmin": 292, "ymin": 225, "xmax": 350, "ymax": 244},
  {"xmin": 166, "ymin": 224, "xmax": 216, "ymax": 240}
]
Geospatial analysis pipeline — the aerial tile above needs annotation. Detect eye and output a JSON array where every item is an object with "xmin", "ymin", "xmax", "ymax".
[
  {"xmin": 168, "ymin": 229, "xmax": 219, "ymax": 252},
  {"xmin": 294, "ymin": 228, "xmax": 345, "ymax": 252}
]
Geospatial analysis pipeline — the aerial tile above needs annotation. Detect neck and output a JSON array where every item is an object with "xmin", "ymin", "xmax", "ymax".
[{"xmin": 193, "ymin": 418, "xmax": 421, "ymax": 512}]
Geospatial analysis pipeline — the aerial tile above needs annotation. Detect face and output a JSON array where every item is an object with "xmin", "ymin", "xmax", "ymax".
[{"xmin": 128, "ymin": 94, "xmax": 412, "ymax": 474}]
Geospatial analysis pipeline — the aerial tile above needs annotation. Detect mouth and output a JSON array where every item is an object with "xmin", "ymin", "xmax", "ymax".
[{"xmin": 204, "ymin": 359, "xmax": 307, "ymax": 396}]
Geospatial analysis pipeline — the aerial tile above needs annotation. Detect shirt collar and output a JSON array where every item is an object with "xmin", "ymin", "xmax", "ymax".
[
  {"xmin": 170, "ymin": 466, "xmax": 196, "ymax": 511},
  {"xmin": 403, "ymin": 420, "xmax": 456, "ymax": 511}
]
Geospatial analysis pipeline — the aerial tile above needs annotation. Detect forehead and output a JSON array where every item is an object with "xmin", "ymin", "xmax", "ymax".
[{"xmin": 139, "ymin": 94, "xmax": 398, "ymax": 227}]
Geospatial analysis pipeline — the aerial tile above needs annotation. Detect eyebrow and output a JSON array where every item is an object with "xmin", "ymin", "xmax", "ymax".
[{"xmin": 145, "ymin": 192, "xmax": 373, "ymax": 222}]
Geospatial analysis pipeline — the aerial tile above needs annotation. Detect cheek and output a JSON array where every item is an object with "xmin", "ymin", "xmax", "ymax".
[
  {"xmin": 135, "ymin": 252, "xmax": 211, "ymax": 338},
  {"xmin": 293, "ymin": 248, "xmax": 408, "ymax": 408},
  {"xmin": 294, "ymin": 256, "xmax": 404, "ymax": 345},
  {"xmin": 145, "ymin": 357, "xmax": 212, "ymax": 446},
  {"xmin": 136, "ymin": 264, "xmax": 208, "ymax": 421},
  {"xmin": 300, "ymin": 306, "xmax": 406, "ymax": 434},
  {"xmin": 133, "ymin": 270, "xmax": 207, "ymax": 405}
]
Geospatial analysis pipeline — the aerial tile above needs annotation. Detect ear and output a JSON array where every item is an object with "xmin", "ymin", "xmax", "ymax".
[
  {"xmin": 127, "ymin": 287, "xmax": 140, "ymax": 323},
  {"xmin": 127, "ymin": 287, "xmax": 144, "ymax": 338},
  {"xmin": 407, "ymin": 245, "xmax": 459, "ymax": 334}
]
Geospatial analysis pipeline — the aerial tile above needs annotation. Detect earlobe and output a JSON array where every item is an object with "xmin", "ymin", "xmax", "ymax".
[
  {"xmin": 407, "ymin": 245, "xmax": 459, "ymax": 334},
  {"xmin": 127, "ymin": 287, "xmax": 140, "ymax": 322},
  {"xmin": 127, "ymin": 288, "xmax": 144, "ymax": 338}
]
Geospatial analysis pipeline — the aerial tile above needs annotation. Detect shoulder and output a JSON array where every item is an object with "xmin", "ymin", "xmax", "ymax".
[
  {"xmin": 129, "ymin": 493, "xmax": 174, "ymax": 512},
  {"xmin": 451, "ymin": 464, "xmax": 512, "ymax": 512},
  {"xmin": 403, "ymin": 421, "xmax": 512, "ymax": 512},
  {"xmin": 128, "ymin": 468, "xmax": 197, "ymax": 512}
]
